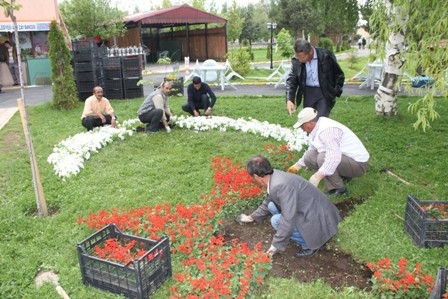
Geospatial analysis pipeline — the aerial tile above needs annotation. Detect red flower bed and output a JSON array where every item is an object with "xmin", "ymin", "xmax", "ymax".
[{"xmin": 78, "ymin": 156, "xmax": 269, "ymax": 298}]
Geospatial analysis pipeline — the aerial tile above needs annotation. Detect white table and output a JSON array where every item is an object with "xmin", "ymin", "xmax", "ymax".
[
  {"xmin": 359, "ymin": 63, "xmax": 384, "ymax": 90},
  {"xmin": 199, "ymin": 65, "xmax": 229, "ymax": 90}
]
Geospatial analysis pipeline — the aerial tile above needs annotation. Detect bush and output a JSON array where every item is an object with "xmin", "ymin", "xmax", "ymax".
[
  {"xmin": 227, "ymin": 47, "xmax": 251, "ymax": 76},
  {"xmin": 48, "ymin": 21, "xmax": 78, "ymax": 110},
  {"xmin": 318, "ymin": 37, "xmax": 334, "ymax": 52}
]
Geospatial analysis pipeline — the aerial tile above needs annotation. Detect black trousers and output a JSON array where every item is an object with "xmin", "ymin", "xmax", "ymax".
[
  {"xmin": 81, "ymin": 114, "xmax": 115, "ymax": 131},
  {"xmin": 138, "ymin": 108, "xmax": 164, "ymax": 132},
  {"xmin": 181, "ymin": 94, "xmax": 210, "ymax": 115},
  {"xmin": 304, "ymin": 86, "xmax": 331, "ymax": 117}
]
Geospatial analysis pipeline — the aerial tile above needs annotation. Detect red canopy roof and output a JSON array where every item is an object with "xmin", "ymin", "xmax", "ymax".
[{"xmin": 125, "ymin": 4, "xmax": 226, "ymax": 26}]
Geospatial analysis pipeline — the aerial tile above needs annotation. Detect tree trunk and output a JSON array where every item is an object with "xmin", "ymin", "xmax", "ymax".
[{"xmin": 374, "ymin": 3, "xmax": 407, "ymax": 116}]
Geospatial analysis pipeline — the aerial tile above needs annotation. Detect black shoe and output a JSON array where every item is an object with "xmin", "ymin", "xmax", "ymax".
[
  {"xmin": 295, "ymin": 248, "xmax": 318, "ymax": 258},
  {"xmin": 13, "ymin": 83, "xmax": 19, "ymax": 86},
  {"xmin": 135, "ymin": 126, "xmax": 145, "ymax": 133},
  {"xmin": 328, "ymin": 187, "xmax": 348, "ymax": 196}
]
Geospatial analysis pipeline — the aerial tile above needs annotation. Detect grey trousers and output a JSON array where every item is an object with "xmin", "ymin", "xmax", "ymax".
[{"xmin": 303, "ymin": 149, "xmax": 368, "ymax": 190}]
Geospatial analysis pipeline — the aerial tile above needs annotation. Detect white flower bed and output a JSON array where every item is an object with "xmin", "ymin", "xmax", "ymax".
[
  {"xmin": 47, "ymin": 119, "xmax": 140, "ymax": 179},
  {"xmin": 47, "ymin": 116, "xmax": 307, "ymax": 179},
  {"xmin": 171, "ymin": 115, "xmax": 308, "ymax": 152}
]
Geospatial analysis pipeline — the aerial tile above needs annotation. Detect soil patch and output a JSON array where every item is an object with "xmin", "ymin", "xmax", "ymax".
[{"xmin": 222, "ymin": 199, "xmax": 372, "ymax": 291}]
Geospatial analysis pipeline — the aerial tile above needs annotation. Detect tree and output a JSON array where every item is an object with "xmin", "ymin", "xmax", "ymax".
[
  {"xmin": 59, "ymin": 0, "xmax": 126, "ymax": 40},
  {"xmin": 225, "ymin": 0, "xmax": 244, "ymax": 44},
  {"xmin": 276, "ymin": 0, "xmax": 321, "ymax": 38},
  {"xmin": 359, "ymin": 0, "xmax": 374, "ymax": 33},
  {"xmin": 48, "ymin": 21, "xmax": 78, "ymax": 110},
  {"xmin": 276, "ymin": 28, "xmax": 294, "ymax": 59},
  {"xmin": 370, "ymin": 0, "xmax": 448, "ymax": 130},
  {"xmin": 240, "ymin": 4, "xmax": 268, "ymax": 46}
]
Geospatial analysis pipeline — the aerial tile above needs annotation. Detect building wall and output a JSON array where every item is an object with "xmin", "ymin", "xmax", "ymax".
[{"xmin": 114, "ymin": 26, "xmax": 227, "ymax": 62}]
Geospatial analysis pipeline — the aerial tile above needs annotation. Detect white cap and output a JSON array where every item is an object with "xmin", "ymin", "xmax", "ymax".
[{"xmin": 293, "ymin": 107, "xmax": 318, "ymax": 129}]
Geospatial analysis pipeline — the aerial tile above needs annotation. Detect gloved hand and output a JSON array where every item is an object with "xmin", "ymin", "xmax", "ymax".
[
  {"xmin": 165, "ymin": 126, "xmax": 171, "ymax": 133},
  {"xmin": 266, "ymin": 245, "xmax": 277, "ymax": 256},
  {"xmin": 287, "ymin": 164, "xmax": 301, "ymax": 174},
  {"xmin": 237, "ymin": 214, "xmax": 254, "ymax": 224},
  {"xmin": 309, "ymin": 172, "xmax": 324, "ymax": 187}
]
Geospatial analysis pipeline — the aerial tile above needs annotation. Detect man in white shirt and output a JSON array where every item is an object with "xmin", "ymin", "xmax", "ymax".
[{"xmin": 288, "ymin": 107, "xmax": 370, "ymax": 196}]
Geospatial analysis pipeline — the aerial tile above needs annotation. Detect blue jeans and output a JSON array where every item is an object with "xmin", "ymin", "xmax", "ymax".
[{"xmin": 268, "ymin": 202, "xmax": 308, "ymax": 249}]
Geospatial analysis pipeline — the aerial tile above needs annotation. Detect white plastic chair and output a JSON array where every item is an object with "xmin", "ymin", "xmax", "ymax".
[
  {"xmin": 274, "ymin": 61, "xmax": 292, "ymax": 88},
  {"xmin": 224, "ymin": 59, "xmax": 244, "ymax": 81},
  {"xmin": 201, "ymin": 59, "xmax": 218, "ymax": 83},
  {"xmin": 185, "ymin": 59, "xmax": 201, "ymax": 81}
]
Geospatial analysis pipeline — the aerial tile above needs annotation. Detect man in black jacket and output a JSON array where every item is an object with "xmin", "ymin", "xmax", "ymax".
[
  {"xmin": 285, "ymin": 39, "xmax": 344, "ymax": 117},
  {"xmin": 182, "ymin": 76, "xmax": 217, "ymax": 117}
]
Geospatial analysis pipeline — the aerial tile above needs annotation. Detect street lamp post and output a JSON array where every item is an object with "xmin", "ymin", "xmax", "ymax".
[{"xmin": 267, "ymin": 22, "xmax": 277, "ymax": 69}]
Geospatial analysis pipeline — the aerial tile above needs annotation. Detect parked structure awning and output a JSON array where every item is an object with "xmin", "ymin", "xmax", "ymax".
[{"xmin": 125, "ymin": 4, "xmax": 226, "ymax": 27}]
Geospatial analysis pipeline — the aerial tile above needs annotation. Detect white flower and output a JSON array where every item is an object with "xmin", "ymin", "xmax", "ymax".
[
  {"xmin": 47, "ymin": 122, "xmax": 138, "ymax": 179},
  {"xmin": 47, "ymin": 116, "xmax": 308, "ymax": 179},
  {"xmin": 171, "ymin": 115, "xmax": 308, "ymax": 152}
]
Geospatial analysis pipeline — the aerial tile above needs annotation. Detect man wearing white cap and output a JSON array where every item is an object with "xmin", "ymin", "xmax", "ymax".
[{"xmin": 288, "ymin": 107, "xmax": 369, "ymax": 196}]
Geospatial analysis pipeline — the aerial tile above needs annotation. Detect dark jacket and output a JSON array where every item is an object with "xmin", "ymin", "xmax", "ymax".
[
  {"xmin": 285, "ymin": 47, "xmax": 345, "ymax": 109},
  {"xmin": 186, "ymin": 82, "xmax": 217, "ymax": 111},
  {"xmin": 250, "ymin": 170, "xmax": 342, "ymax": 251}
]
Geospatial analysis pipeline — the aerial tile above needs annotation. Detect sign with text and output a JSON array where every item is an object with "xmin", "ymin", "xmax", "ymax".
[{"xmin": 0, "ymin": 22, "xmax": 50, "ymax": 32}]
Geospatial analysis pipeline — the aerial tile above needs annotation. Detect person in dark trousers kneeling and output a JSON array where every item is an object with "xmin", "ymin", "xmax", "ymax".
[
  {"xmin": 182, "ymin": 76, "xmax": 217, "ymax": 117},
  {"xmin": 238, "ymin": 155, "xmax": 342, "ymax": 258},
  {"xmin": 81, "ymin": 86, "xmax": 117, "ymax": 131},
  {"xmin": 137, "ymin": 80, "xmax": 173, "ymax": 134}
]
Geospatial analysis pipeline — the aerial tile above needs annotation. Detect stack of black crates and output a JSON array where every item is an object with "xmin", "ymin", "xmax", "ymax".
[
  {"xmin": 72, "ymin": 39, "xmax": 106, "ymax": 100},
  {"xmin": 122, "ymin": 56, "xmax": 144, "ymax": 99},
  {"xmin": 72, "ymin": 38, "xmax": 144, "ymax": 100}
]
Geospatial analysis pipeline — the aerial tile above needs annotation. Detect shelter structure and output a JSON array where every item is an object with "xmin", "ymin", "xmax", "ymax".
[
  {"xmin": 114, "ymin": 4, "xmax": 228, "ymax": 63},
  {"xmin": 0, "ymin": 0, "xmax": 65, "ymax": 86}
]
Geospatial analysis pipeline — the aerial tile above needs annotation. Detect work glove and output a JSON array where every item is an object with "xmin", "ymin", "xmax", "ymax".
[
  {"xmin": 309, "ymin": 173, "xmax": 324, "ymax": 187},
  {"xmin": 287, "ymin": 164, "xmax": 301, "ymax": 174},
  {"xmin": 165, "ymin": 126, "xmax": 171, "ymax": 133},
  {"xmin": 236, "ymin": 214, "xmax": 253, "ymax": 225},
  {"xmin": 266, "ymin": 245, "xmax": 277, "ymax": 256}
]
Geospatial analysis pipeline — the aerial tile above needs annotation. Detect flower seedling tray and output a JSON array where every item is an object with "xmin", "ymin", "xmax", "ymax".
[
  {"xmin": 77, "ymin": 224, "xmax": 172, "ymax": 299},
  {"xmin": 404, "ymin": 194, "xmax": 448, "ymax": 248},
  {"xmin": 429, "ymin": 268, "xmax": 447, "ymax": 299}
]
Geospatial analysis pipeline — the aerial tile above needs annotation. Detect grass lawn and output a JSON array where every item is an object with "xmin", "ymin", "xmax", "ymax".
[{"xmin": 1, "ymin": 89, "xmax": 448, "ymax": 298}]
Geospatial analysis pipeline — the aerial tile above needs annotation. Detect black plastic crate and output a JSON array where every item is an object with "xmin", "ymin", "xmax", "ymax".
[
  {"xmin": 122, "ymin": 56, "xmax": 140, "ymax": 69},
  {"xmin": 104, "ymin": 79, "xmax": 123, "ymax": 90},
  {"xmin": 103, "ymin": 57, "xmax": 122, "ymax": 69},
  {"xmin": 77, "ymin": 81, "xmax": 97, "ymax": 93},
  {"xmin": 429, "ymin": 268, "xmax": 447, "ymax": 299},
  {"xmin": 77, "ymin": 224, "xmax": 172, "ymax": 299},
  {"xmin": 123, "ymin": 78, "xmax": 141, "ymax": 89},
  {"xmin": 123, "ymin": 68, "xmax": 141, "ymax": 78},
  {"xmin": 166, "ymin": 77, "xmax": 184, "ymax": 96},
  {"xmin": 72, "ymin": 51, "xmax": 102, "ymax": 63},
  {"xmin": 124, "ymin": 87, "xmax": 144, "ymax": 99},
  {"xmin": 73, "ymin": 61, "xmax": 102, "ymax": 72},
  {"xmin": 104, "ymin": 69, "xmax": 122, "ymax": 79},
  {"xmin": 105, "ymin": 89, "xmax": 124, "ymax": 99},
  {"xmin": 78, "ymin": 91, "xmax": 93, "ymax": 101},
  {"xmin": 404, "ymin": 194, "xmax": 448, "ymax": 248},
  {"xmin": 75, "ymin": 70, "xmax": 104, "ymax": 82}
]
